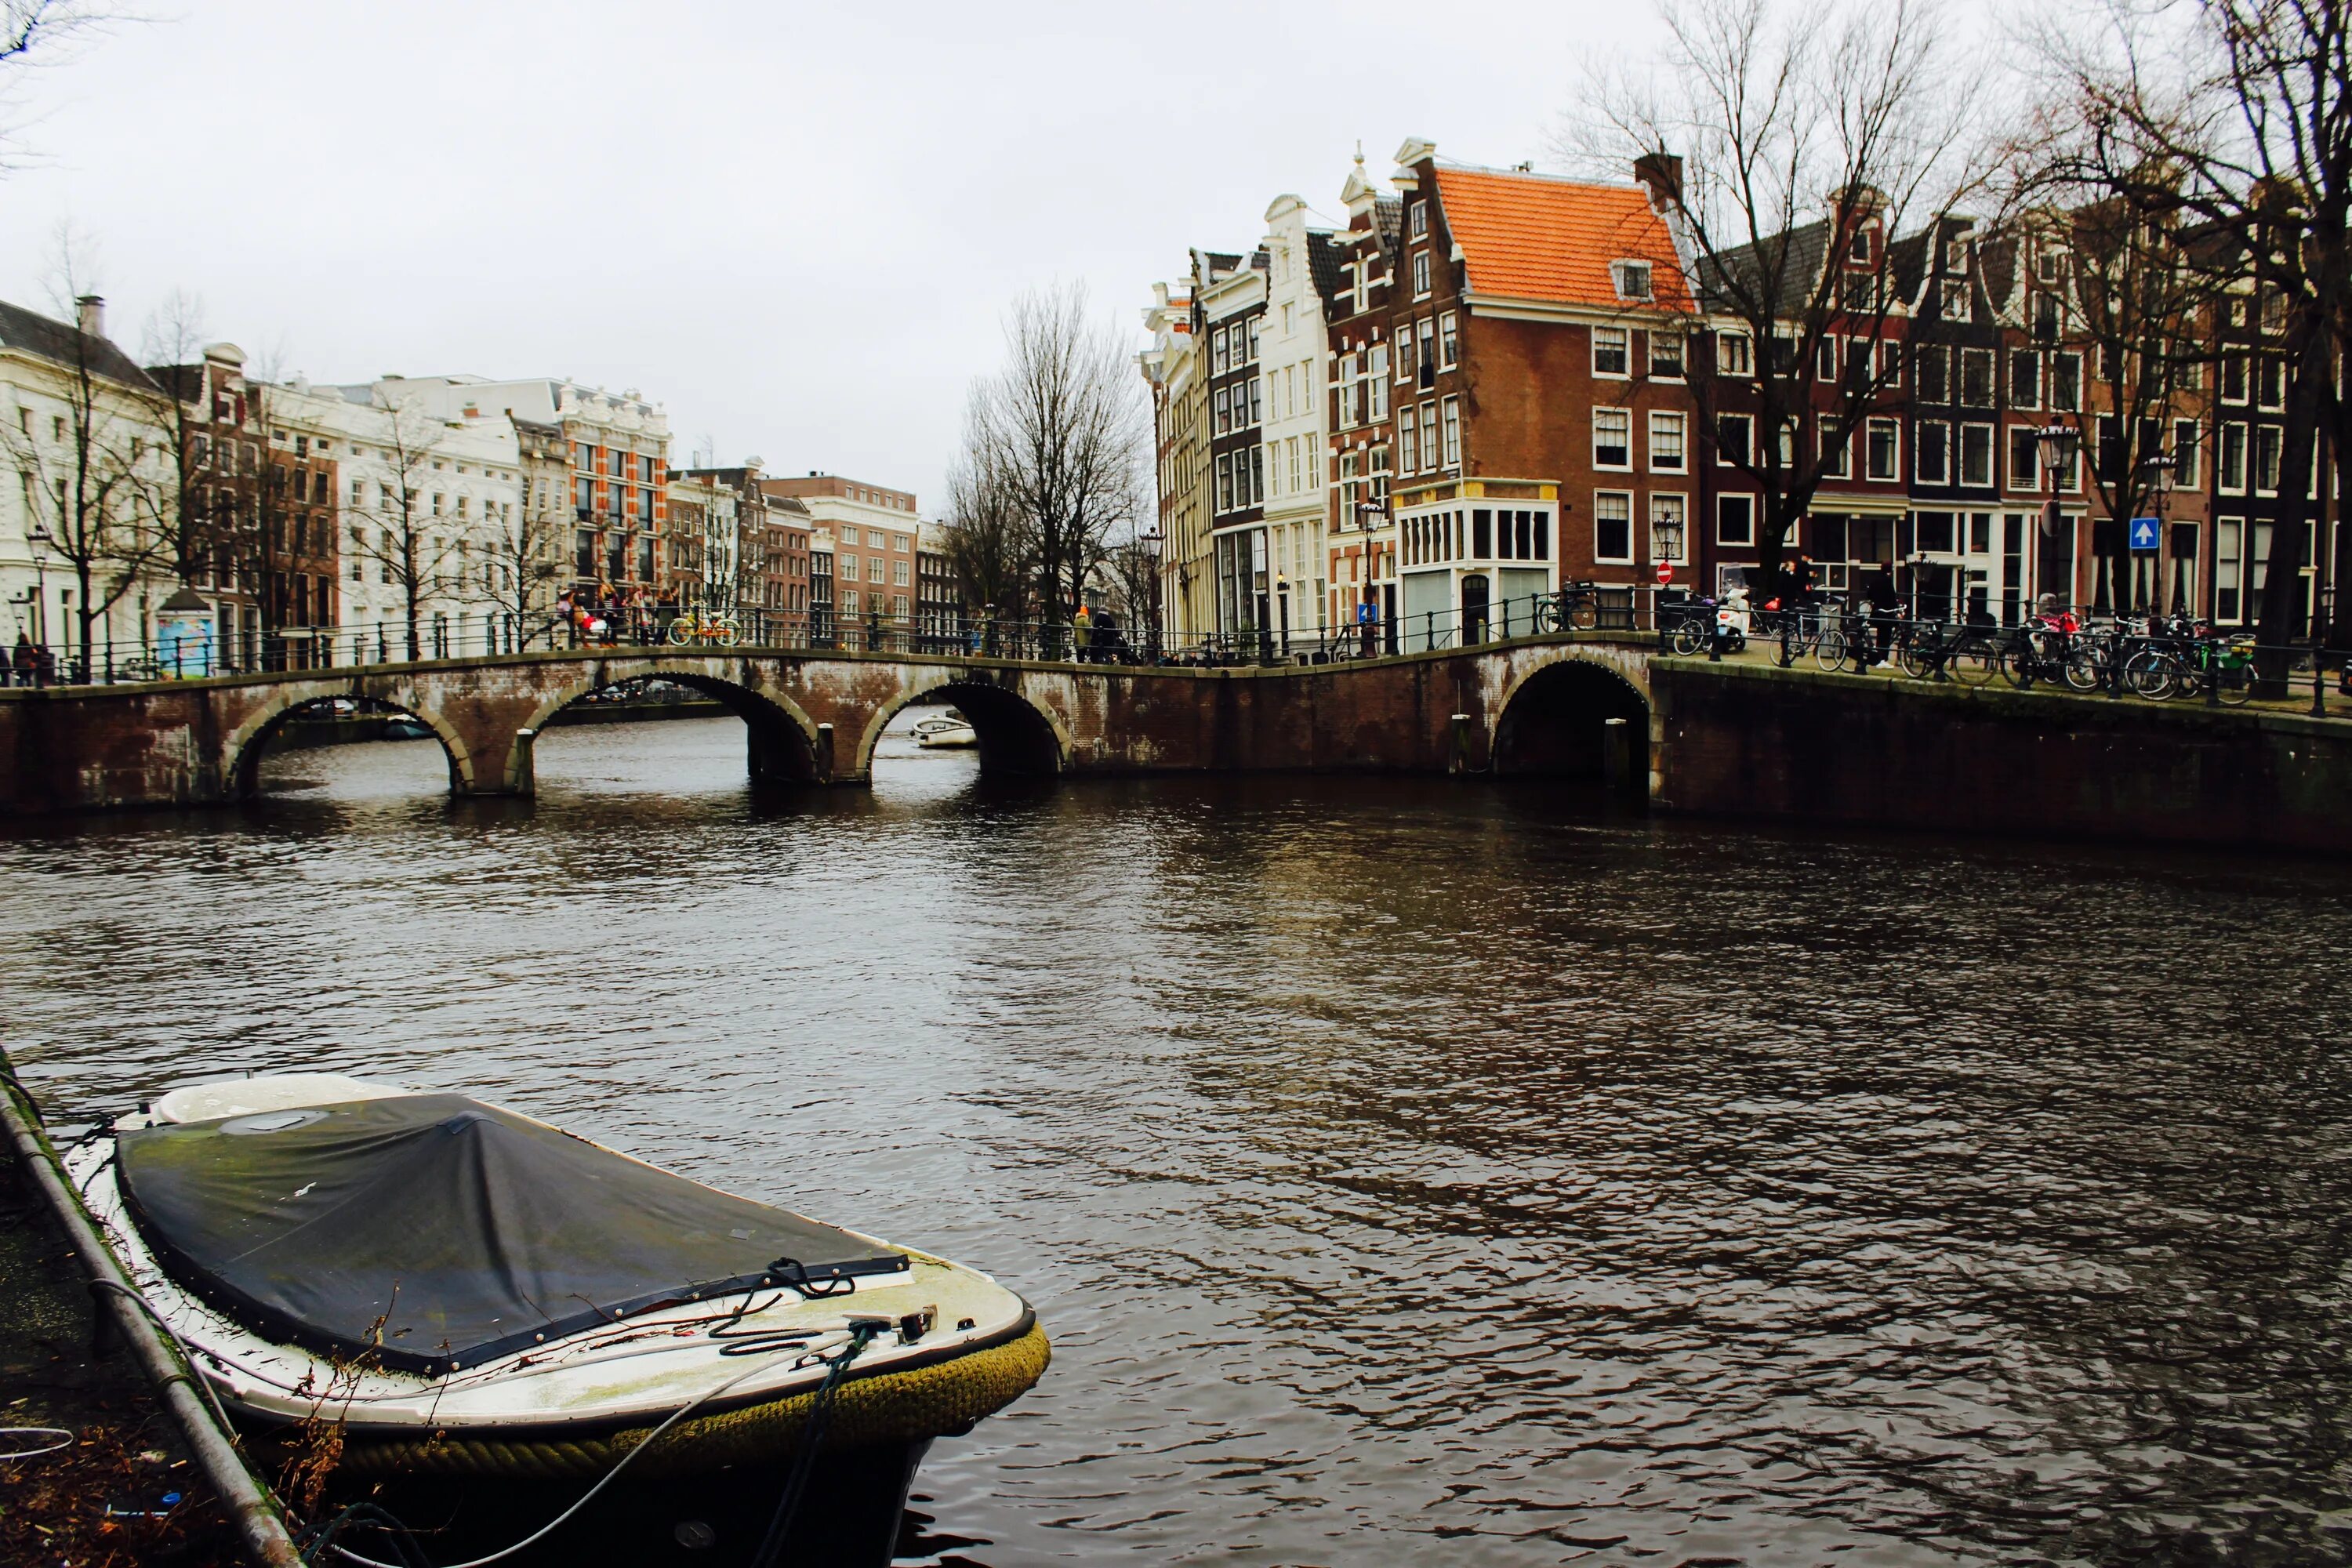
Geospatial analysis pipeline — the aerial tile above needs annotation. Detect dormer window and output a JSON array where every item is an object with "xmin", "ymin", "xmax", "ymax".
[
  {"xmin": 1848, "ymin": 228, "xmax": 1873, "ymax": 263},
  {"xmin": 1408, "ymin": 200, "xmax": 1428, "ymax": 238},
  {"xmin": 1943, "ymin": 238, "xmax": 1969, "ymax": 274},
  {"xmin": 1611, "ymin": 260, "xmax": 1653, "ymax": 300},
  {"xmin": 2036, "ymin": 249, "xmax": 2067, "ymax": 283}
]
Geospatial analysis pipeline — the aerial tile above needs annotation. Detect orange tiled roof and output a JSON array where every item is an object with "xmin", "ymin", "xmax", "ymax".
[{"xmin": 1429, "ymin": 166, "xmax": 1692, "ymax": 311}]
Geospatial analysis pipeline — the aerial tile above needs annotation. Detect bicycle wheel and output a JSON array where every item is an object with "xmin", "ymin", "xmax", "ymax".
[
  {"xmin": 665, "ymin": 615, "xmax": 694, "ymax": 647},
  {"xmin": 1951, "ymin": 638, "xmax": 1999, "ymax": 686},
  {"xmin": 713, "ymin": 616, "xmax": 741, "ymax": 648},
  {"xmin": 2063, "ymin": 645, "xmax": 2109, "ymax": 692},
  {"xmin": 2125, "ymin": 648, "xmax": 2176, "ymax": 700},
  {"xmin": 1813, "ymin": 629, "xmax": 1848, "ymax": 673},
  {"xmin": 1898, "ymin": 639, "xmax": 1936, "ymax": 681},
  {"xmin": 1568, "ymin": 598, "xmax": 1599, "ymax": 631},
  {"xmin": 1670, "ymin": 622, "xmax": 1706, "ymax": 656},
  {"xmin": 2215, "ymin": 659, "xmax": 2257, "ymax": 705}
]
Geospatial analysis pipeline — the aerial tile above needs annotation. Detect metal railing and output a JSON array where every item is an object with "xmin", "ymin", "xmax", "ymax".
[{"xmin": 5, "ymin": 586, "xmax": 1693, "ymax": 688}]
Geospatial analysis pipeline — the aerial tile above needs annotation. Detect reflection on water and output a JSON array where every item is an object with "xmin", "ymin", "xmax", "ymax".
[{"xmin": 7, "ymin": 714, "xmax": 2352, "ymax": 1564}]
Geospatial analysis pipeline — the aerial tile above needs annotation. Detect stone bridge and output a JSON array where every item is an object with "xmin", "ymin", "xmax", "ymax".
[{"xmin": 0, "ymin": 637, "xmax": 1661, "ymax": 815}]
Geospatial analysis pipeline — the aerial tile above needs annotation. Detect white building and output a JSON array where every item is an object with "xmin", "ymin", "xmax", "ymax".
[
  {"xmin": 0, "ymin": 296, "xmax": 179, "ymax": 670},
  {"xmin": 1257, "ymin": 194, "xmax": 1342, "ymax": 648},
  {"xmin": 296, "ymin": 377, "xmax": 524, "ymax": 657}
]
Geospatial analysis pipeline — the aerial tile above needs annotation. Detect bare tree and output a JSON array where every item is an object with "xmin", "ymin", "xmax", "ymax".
[
  {"xmin": 136, "ymin": 288, "xmax": 216, "ymax": 589},
  {"xmin": 1568, "ymin": 0, "xmax": 1985, "ymax": 595},
  {"xmin": 0, "ymin": 237, "xmax": 169, "ymax": 674},
  {"xmin": 479, "ymin": 470, "xmax": 565, "ymax": 647},
  {"xmin": 2025, "ymin": 0, "xmax": 2352, "ymax": 666},
  {"xmin": 938, "ymin": 415, "xmax": 1034, "ymax": 619},
  {"xmin": 339, "ymin": 389, "xmax": 456, "ymax": 659},
  {"xmin": 1099, "ymin": 528, "xmax": 1161, "ymax": 649},
  {"xmin": 966, "ymin": 283, "xmax": 1146, "ymax": 624},
  {"xmin": 0, "ymin": 2, "xmax": 117, "ymax": 169}
]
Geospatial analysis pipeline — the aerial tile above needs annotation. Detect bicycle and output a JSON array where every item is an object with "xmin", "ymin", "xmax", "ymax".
[
  {"xmin": 666, "ymin": 610, "xmax": 742, "ymax": 648},
  {"xmin": 1538, "ymin": 583, "xmax": 1602, "ymax": 633},
  {"xmin": 1814, "ymin": 603, "xmax": 1880, "ymax": 673},
  {"xmin": 1898, "ymin": 619, "xmax": 2001, "ymax": 686}
]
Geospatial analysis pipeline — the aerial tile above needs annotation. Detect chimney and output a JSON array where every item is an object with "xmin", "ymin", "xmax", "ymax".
[
  {"xmin": 1633, "ymin": 153, "xmax": 1685, "ymax": 212},
  {"xmin": 74, "ymin": 295, "xmax": 104, "ymax": 339}
]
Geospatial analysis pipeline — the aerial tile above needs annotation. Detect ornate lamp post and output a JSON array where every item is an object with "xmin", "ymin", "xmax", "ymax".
[
  {"xmin": 2139, "ymin": 452, "xmax": 2176, "ymax": 619},
  {"xmin": 2034, "ymin": 423, "xmax": 2082, "ymax": 614},
  {"xmin": 27, "ymin": 522, "xmax": 52, "ymax": 650}
]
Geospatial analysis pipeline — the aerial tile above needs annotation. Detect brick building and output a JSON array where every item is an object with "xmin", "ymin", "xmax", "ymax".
[
  {"xmin": 760, "ymin": 474, "xmax": 918, "ymax": 641},
  {"xmin": 1352, "ymin": 142, "xmax": 1697, "ymax": 648}
]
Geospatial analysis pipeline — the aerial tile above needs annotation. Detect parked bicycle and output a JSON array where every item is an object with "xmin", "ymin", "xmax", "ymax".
[
  {"xmin": 1538, "ymin": 581, "xmax": 1602, "ymax": 633},
  {"xmin": 666, "ymin": 609, "xmax": 742, "ymax": 648},
  {"xmin": 1896, "ymin": 619, "xmax": 2002, "ymax": 685}
]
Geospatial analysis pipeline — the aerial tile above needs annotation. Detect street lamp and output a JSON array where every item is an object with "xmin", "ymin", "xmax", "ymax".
[
  {"xmin": 27, "ymin": 522, "xmax": 52, "ymax": 648},
  {"xmin": 1650, "ymin": 512, "xmax": 1686, "ymax": 583},
  {"xmin": 2033, "ymin": 424, "xmax": 2080, "ymax": 613},
  {"xmin": 2138, "ymin": 453, "xmax": 2176, "ymax": 619}
]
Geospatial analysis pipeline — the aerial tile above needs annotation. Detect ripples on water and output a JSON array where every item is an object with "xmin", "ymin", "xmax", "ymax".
[{"xmin": 6, "ymin": 715, "xmax": 2352, "ymax": 1565}]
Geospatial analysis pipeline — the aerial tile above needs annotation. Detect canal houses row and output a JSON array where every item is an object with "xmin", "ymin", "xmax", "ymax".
[{"xmin": 1144, "ymin": 139, "xmax": 2343, "ymax": 648}]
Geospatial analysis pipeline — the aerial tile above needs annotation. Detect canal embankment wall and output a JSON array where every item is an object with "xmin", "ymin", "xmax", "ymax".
[{"xmin": 1647, "ymin": 658, "xmax": 2352, "ymax": 854}]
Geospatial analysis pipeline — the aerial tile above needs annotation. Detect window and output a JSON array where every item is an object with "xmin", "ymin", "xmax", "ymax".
[
  {"xmin": 1959, "ymin": 349, "xmax": 1994, "ymax": 405},
  {"xmin": 1918, "ymin": 344, "xmax": 1950, "ymax": 402},
  {"xmin": 1408, "ymin": 199, "xmax": 1428, "ymax": 238},
  {"xmin": 1244, "ymin": 316, "xmax": 1259, "ymax": 361},
  {"xmin": 1438, "ymin": 311, "xmax": 1458, "ymax": 368},
  {"xmin": 1650, "ymin": 493, "xmax": 1688, "ymax": 562},
  {"xmin": 1863, "ymin": 420, "xmax": 1900, "ymax": 481},
  {"xmin": 1216, "ymin": 452, "xmax": 1233, "ymax": 511},
  {"xmin": 1650, "ymin": 412, "xmax": 1686, "ymax": 471},
  {"xmin": 1941, "ymin": 280, "xmax": 1972, "ymax": 321},
  {"xmin": 1717, "ymin": 414, "xmax": 1752, "ymax": 466},
  {"xmin": 894, "ymin": 559, "xmax": 909, "ymax": 586},
  {"xmin": 1817, "ymin": 338, "xmax": 1838, "ymax": 381},
  {"xmin": 2172, "ymin": 419, "xmax": 2201, "ymax": 488},
  {"xmin": 842, "ymin": 590, "xmax": 859, "ymax": 616},
  {"xmin": 1592, "ymin": 328, "xmax": 1629, "ymax": 377},
  {"xmin": 2257, "ymin": 356, "xmax": 2285, "ymax": 409},
  {"xmin": 1253, "ymin": 446, "xmax": 1266, "ymax": 502},
  {"xmin": 1399, "ymin": 407, "xmax": 1419, "ymax": 474},
  {"xmin": 1716, "ymin": 492, "xmax": 1755, "ymax": 546},
  {"xmin": 1249, "ymin": 379, "xmax": 1263, "ymax": 426},
  {"xmin": 1915, "ymin": 511, "xmax": 1956, "ymax": 553},
  {"xmin": 1820, "ymin": 426, "xmax": 1849, "ymax": 478},
  {"xmin": 2220, "ymin": 354, "xmax": 2248, "ymax": 404},
  {"xmin": 1959, "ymin": 423, "xmax": 1995, "ymax": 486},
  {"xmin": 1917, "ymin": 422, "xmax": 1950, "ymax": 485},
  {"xmin": 2255, "ymin": 425, "xmax": 2282, "ymax": 494},
  {"xmin": 2219, "ymin": 424, "xmax": 2247, "ymax": 492},
  {"xmin": 1717, "ymin": 332, "xmax": 1753, "ymax": 376},
  {"xmin": 1595, "ymin": 492, "xmax": 1633, "ymax": 563},
  {"xmin": 1441, "ymin": 397, "xmax": 1461, "ymax": 467},
  {"xmin": 2216, "ymin": 517, "xmax": 2243, "ymax": 620},
  {"xmin": 1411, "ymin": 251, "xmax": 1431, "ymax": 297},
  {"xmin": 2009, "ymin": 351, "xmax": 2041, "ymax": 409},
  {"xmin": 1769, "ymin": 328, "xmax": 1800, "ymax": 376},
  {"xmin": 1650, "ymin": 332, "xmax": 1684, "ymax": 379},
  {"xmin": 2052, "ymin": 352, "xmax": 2081, "ymax": 412},
  {"xmin": 1611, "ymin": 260, "xmax": 1653, "ymax": 300},
  {"xmin": 1211, "ymin": 329, "xmax": 1229, "ymax": 376},
  {"xmin": 1416, "ymin": 318, "xmax": 1436, "ymax": 386},
  {"xmin": 2008, "ymin": 426, "xmax": 2042, "ymax": 488},
  {"xmin": 1593, "ymin": 408, "xmax": 1632, "ymax": 469}
]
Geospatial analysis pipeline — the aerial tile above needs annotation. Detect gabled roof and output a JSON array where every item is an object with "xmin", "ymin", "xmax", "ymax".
[
  {"xmin": 1305, "ymin": 229, "xmax": 1345, "ymax": 307},
  {"xmin": 1373, "ymin": 194, "xmax": 1403, "ymax": 257},
  {"xmin": 1429, "ymin": 165, "xmax": 1691, "ymax": 311},
  {"xmin": 1697, "ymin": 219, "xmax": 1832, "ymax": 317},
  {"xmin": 0, "ymin": 299, "xmax": 159, "ymax": 391}
]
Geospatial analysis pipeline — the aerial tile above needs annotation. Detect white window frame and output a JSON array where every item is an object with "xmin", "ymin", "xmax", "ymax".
[
  {"xmin": 1437, "ymin": 311, "xmax": 1458, "ymax": 369},
  {"xmin": 1864, "ymin": 416, "xmax": 1900, "ymax": 481},
  {"xmin": 1715, "ymin": 492, "xmax": 1756, "ymax": 546},
  {"xmin": 1648, "ymin": 411, "xmax": 1686, "ymax": 473},
  {"xmin": 1716, "ymin": 331, "xmax": 1753, "ymax": 376},
  {"xmin": 1915, "ymin": 420, "xmax": 1951, "ymax": 485},
  {"xmin": 1411, "ymin": 250, "xmax": 1432, "ymax": 298},
  {"xmin": 1650, "ymin": 330, "xmax": 1686, "ymax": 381},
  {"xmin": 1593, "ymin": 489, "xmax": 1635, "ymax": 564},
  {"xmin": 1650, "ymin": 492, "xmax": 1690, "ymax": 564},
  {"xmin": 1716, "ymin": 413, "xmax": 1752, "ymax": 466},
  {"xmin": 2218, "ymin": 423, "xmax": 2248, "ymax": 495},
  {"xmin": 2009, "ymin": 350, "xmax": 2041, "ymax": 411},
  {"xmin": 1440, "ymin": 397, "xmax": 1461, "ymax": 468},
  {"xmin": 1592, "ymin": 407, "xmax": 1632, "ymax": 471},
  {"xmin": 1958, "ymin": 422, "xmax": 1995, "ymax": 487},
  {"xmin": 1592, "ymin": 327, "xmax": 1630, "ymax": 379}
]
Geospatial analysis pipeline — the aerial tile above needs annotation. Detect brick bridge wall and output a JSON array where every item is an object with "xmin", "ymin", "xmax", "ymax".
[
  {"xmin": 1649, "ymin": 657, "xmax": 2352, "ymax": 854},
  {"xmin": 0, "ymin": 640, "xmax": 1657, "ymax": 815}
]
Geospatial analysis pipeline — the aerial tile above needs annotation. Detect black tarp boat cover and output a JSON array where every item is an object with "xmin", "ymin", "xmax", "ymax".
[{"xmin": 114, "ymin": 1093, "xmax": 908, "ymax": 1377}]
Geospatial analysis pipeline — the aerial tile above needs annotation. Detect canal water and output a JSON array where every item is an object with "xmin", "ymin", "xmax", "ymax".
[{"xmin": 6, "ymin": 714, "xmax": 2352, "ymax": 1565}]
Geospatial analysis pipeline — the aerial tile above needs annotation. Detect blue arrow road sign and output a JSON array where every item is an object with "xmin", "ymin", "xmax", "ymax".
[{"xmin": 2129, "ymin": 517, "xmax": 2161, "ymax": 552}]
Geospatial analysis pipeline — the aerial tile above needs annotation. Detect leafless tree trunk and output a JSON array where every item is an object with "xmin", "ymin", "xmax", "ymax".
[
  {"xmin": 481, "ymin": 477, "xmax": 564, "ymax": 648},
  {"xmin": 965, "ymin": 283, "xmax": 1146, "ymax": 625},
  {"xmin": 1566, "ymin": 0, "xmax": 1987, "ymax": 596},
  {"xmin": 339, "ymin": 390, "xmax": 455, "ymax": 660},
  {"xmin": 0, "ymin": 2, "xmax": 116, "ymax": 169},
  {"xmin": 0, "ymin": 238, "xmax": 169, "ymax": 677},
  {"xmin": 2026, "ymin": 0, "xmax": 2352, "ymax": 671},
  {"xmin": 939, "ymin": 399, "xmax": 1036, "ymax": 619}
]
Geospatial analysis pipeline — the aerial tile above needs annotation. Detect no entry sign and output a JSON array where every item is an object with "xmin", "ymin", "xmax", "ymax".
[{"xmin": 1654, "ymin": 562, "xmax": 1675, "ymax": 586}]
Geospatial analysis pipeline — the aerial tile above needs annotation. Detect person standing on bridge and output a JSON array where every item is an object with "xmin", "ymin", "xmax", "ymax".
[
  {"xmin": 1073, "ymin": 604, "xmax": 1093, "ymax": 664},
  {"xmin": 1864, "ymin": 561, "xmax": 1899, "ymax": 667}
]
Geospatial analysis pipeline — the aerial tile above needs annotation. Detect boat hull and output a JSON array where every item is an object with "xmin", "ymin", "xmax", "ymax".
[{"xmin": 314, "ymin": 1319, "xmax": 1048, "ymax": 1479}]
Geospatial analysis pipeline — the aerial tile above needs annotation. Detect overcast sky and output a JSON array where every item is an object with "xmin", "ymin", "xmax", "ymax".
[{"xmin": 0, "ymin": 1, "xmax": 1660, "ymax": 506}]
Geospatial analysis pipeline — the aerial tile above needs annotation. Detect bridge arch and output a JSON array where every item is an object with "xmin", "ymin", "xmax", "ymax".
[
  {"xmin": 224, "ymin": 684, "xmax": 474, "ymax": 800},
  {"xmin": 854, "ymin": 670, "xmax": 1067, "ymax": 780},
  {"xmin": 506, "ymin": 659, "xmax": 823, "ymax": 790},
  {"xmin": 1490, "ymin": 649, "xmax": 1651, "ymax": 780}
]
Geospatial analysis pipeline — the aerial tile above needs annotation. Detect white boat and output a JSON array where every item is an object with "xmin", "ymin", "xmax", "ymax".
[
  {"xmin": 913, "ymin": 713, "xmax": 977, "ymax": 750},
  {"xmin": 67, "ymin": 1073, "xmax": 1047, "ymax": 1483}
]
